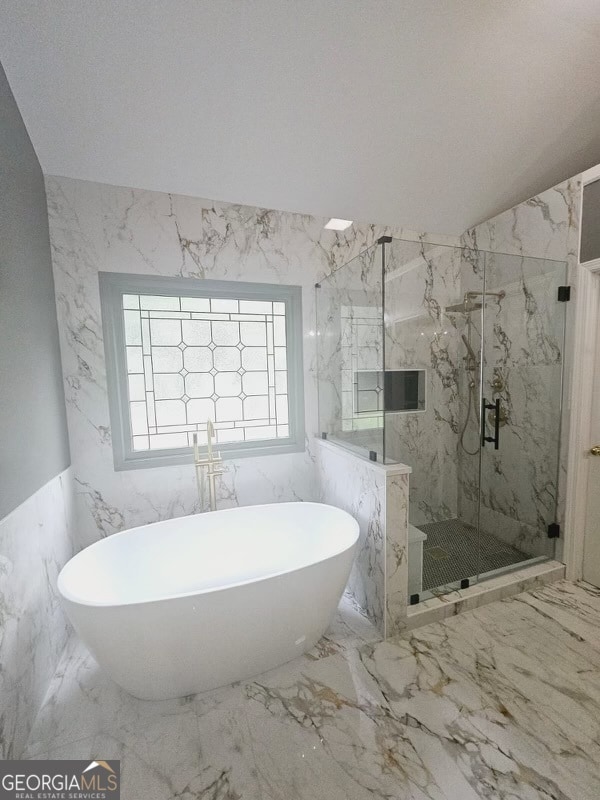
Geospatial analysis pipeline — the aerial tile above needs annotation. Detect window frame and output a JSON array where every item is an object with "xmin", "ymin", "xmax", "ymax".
[{"xmin": 99, "ymin": 272, "xmax": 305, "ymax": 470}]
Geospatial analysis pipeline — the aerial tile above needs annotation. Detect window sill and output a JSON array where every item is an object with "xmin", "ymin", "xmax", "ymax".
[{"xmin": 113, "ymin": 439, "xmax": 306, "ymax": 471}]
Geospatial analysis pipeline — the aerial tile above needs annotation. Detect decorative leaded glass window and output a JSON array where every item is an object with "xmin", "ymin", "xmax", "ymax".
[{"xmin": 99, "ymin": 273, "xmax": 305, "ymax": 469}]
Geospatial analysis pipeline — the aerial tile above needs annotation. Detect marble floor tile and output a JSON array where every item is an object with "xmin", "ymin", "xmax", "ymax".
[
  {"xmin": 23, "ymin": 582, "xmax": 600, "ymax": 799},
  {"xmin": 307, "ymin": 590, "xmax": 382, "ymax": 658}
]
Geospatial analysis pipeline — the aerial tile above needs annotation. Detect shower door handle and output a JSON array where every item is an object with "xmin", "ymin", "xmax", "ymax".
[{"xmin": 481, "ymin": 398, "xmax": 500, "ymax": 450}]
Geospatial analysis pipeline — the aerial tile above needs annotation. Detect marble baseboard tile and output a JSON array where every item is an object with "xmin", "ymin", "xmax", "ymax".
[
  {"xmin": 0, "ymin": 467, "xmax": 76, "ymax": 758},
  {"xmin": 402, "ymin": 559, "xmax": 565, "ymax": 632}
]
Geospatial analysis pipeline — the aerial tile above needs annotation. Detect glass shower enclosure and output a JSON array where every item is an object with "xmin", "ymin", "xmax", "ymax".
[{"xmin": 316, "ymin": 237, "xmax": 567, "ymax": 602}]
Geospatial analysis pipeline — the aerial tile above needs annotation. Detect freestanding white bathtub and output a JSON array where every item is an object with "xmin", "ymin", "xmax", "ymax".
[{"xmin": 58, "ymin": 502, "xmax": 359, "ymax": 700}]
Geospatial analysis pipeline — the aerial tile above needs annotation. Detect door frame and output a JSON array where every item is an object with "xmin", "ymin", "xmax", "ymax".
[{"xmin": 564, "ymin": 164, "xmax": 600, "ymax": 580}]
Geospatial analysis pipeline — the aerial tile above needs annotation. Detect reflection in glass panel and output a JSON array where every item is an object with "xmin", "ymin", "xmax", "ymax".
[{"xmin": 315, "ymin": 243, "xmax": 384, "ymax": 460}]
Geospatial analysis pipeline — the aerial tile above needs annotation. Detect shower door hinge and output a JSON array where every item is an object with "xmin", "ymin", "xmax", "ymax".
[
  {"xmin": 557, "ymin": 286, "xmax": 571, "ymax": 302},
  {"xmin": 547, "ymin": 522, "xmax": 560, "ymax": 539}
]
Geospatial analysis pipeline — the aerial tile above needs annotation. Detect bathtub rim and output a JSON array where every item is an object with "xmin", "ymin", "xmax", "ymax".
[{"xmin": 57, "ymin": 501, "xmax": 359, "ymax": 609}]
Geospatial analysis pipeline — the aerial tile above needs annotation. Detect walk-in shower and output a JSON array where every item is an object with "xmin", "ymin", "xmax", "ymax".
[{"xmin": 316, "ymin": 237, "xmax": 567, "ymax": 602}]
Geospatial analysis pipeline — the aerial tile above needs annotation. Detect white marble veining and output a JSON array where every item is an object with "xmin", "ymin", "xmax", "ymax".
[
  {"xmin": 46, "ymin": 175, "xmax": 455, "ymax": 550},
  {"xmin": 315, "ymin": 439, "xmax": 387, "ymax": 630},
  {"xmin": 462, "ymin": 177, "xmax": 581, "ymax": 266},
  {"xmin": 0, "ymin": 467, "xmax": 75, "ymax": 758},
  {"xmin": 405, "ymin": 559, "xmax": 565, "ymax": 631},
  {"xmin": 384, "ymin": 240, "xmax": 463, "ymax": 526},
  {"xmin": 463, "ymin": 176, "xmax": 581, "ymax": 561},
  {"xmin": 457, "ymin": 250, "xmax": 568, "ymax": 558},
  {"xmin": 384, "ymin": 471, "xmax": 410, "ymax": 636},
  {"xmin": 24, "ymin": 580, "xmax": 600, "ymax": 799},
  {"xmin": 315, "ymin": 438, "xmax": 410, "ymax": 635},
  {"xmin": 23, "ymin": 596, "xmax": 380, "ymax": 762},
  {"xmin": 383, "ymin": 233, "xmax": 571, "ymax": 566},
  {"xmin": 316, "ymin": 216, "xmax": 573, "ymax": 597}
]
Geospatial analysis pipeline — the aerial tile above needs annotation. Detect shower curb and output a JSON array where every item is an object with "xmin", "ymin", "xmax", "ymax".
[{"xmin": 402, "ymin": 560, "xmax": 565, "ymax": 632}]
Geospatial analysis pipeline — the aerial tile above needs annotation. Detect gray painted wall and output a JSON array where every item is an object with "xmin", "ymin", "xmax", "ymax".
[
  {"xmin": 581, "ymin": 178, "xmax": 600, "ymax": 264},
  {"xmin": 0, "ymin": 61, "xmax": 70, "ymax": 518}
]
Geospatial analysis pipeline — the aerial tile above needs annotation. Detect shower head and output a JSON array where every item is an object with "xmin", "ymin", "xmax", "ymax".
[
  {"xmin": 444, "ymin": 300, "xmax": 483, "ymax": 313},
  {"xmin": 445, "ymin": 288, "xmax": 505, "ymax": 314}
]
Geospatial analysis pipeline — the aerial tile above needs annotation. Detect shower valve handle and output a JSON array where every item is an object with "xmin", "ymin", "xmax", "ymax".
[{"xmin": 481, "ymin": 398, "xmax": 500, "ymax": 450}]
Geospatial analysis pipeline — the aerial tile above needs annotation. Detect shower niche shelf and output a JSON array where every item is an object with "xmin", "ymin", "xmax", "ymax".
[{"xmin": 384, "ymin": 369, "xmax": 426, "ymax": 413}]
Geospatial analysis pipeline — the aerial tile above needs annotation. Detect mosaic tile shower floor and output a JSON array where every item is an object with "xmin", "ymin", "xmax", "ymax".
[
  {"xmin": 24, "ymin": 582, "xmax": 600, "ymax": 799},
  {"xmin": 419, "ymin": 517, "xmax": 528, "ymax": 592}
]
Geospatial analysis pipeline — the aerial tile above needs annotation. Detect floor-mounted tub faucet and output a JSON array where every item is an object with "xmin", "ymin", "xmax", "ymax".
[{"xmin": 193, "ymin": 420, "xmax": 224, "ymax": 512}]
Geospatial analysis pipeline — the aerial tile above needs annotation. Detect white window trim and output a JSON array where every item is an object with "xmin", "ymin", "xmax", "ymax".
[{"xmin": 99, "ymin": 272, "xmax": 305, "ymax": 470}]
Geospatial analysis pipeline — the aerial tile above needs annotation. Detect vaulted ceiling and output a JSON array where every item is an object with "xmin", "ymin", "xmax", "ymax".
[{"xmin": 1, "ymin": 1, "xmax": 599, "ymax": 234}]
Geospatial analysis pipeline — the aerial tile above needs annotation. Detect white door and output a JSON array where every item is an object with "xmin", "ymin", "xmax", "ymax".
[{"xmin": 583, "ymin": 294, "xmax": 600, "ymax": 586}]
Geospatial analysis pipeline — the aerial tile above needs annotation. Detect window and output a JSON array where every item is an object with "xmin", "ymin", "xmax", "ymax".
[{"xmin": 99, "ymin": 273, "xmax": 305, "ymax": 469}]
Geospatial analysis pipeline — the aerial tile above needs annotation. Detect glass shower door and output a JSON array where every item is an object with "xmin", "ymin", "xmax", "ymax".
[
  {"xmin": 411, "ymin": 247, "xmax": 487, "ymax": 597},
  {"xmin": 477, "ymin": 252, "xmax": 568, "ymax": 578},
  {"xmin": 384, "ymin": 239, "xmax": 487, "ymax": 600},
  {"xmin": 378, "ymin": 238, "xmax": 567, "ymax": 604}
]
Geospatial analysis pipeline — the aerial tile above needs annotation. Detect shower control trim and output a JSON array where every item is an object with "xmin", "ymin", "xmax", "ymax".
[{"xmin": 481, "ymin": 398, "xmax": 500, "ymax": 449}]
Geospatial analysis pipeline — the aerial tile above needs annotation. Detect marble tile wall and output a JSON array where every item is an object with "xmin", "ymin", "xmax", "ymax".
[
  {"xmin": 368, "ymin": 178, "xmax": 578, "ymax": 584},
  {"xmin": 314, "ymin": 438, "xmax": 409, "ymax": 636},
  {"xmin": 462, "ymin": 176, "xmax": 581, "ymax": 559},
  {"xmin": 463, "ymin": 178, "xmax": 581, "ymax": 265},
  {"xmin": 0, "ymin": 467, "xmax": 75, "ymax": 758},
  {"xmin": 316, "ymin": 223, "xmax": 573, "ymax": 597},
  {"xmin": 384, "ymin": 240, "xmax": 463, "ymax": 526},
  {"xmin": 458, "ymin": 252, "xmax": 566, "ymax": 556},
  {"xmin": 48, "ymin": 175, "xmax": 452, "ymax": 549},
  {"xmin": 46, "ymin": 172, "xmax": 580, "ymax": 621},
  {"xmin": 384, "ymin": 470, "xmax": 410, "ymax": 635}
]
